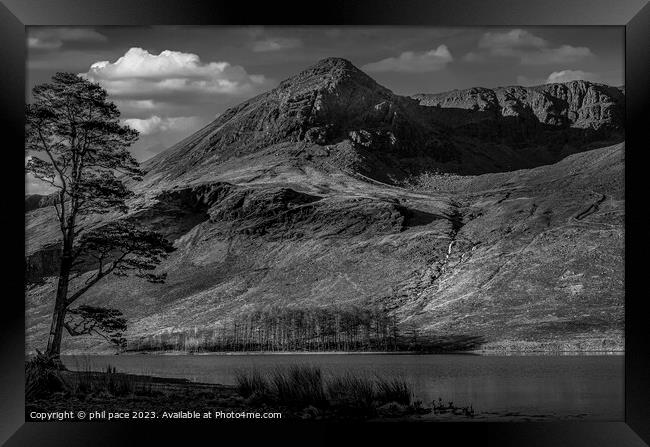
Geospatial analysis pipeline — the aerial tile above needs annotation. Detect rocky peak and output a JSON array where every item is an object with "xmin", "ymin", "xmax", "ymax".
[
  {"xmin": 269, "ymin": 57, "xmax": 402, "ymax": 135},
  {"xmin": 276, "ymin": 57, "xmax": 390, "ymax": 97}
]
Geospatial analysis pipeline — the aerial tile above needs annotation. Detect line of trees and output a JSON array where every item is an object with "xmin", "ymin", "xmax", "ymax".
[{"xmin": 129, "ymin": 304, "xmax": 415, "ymax": 353}]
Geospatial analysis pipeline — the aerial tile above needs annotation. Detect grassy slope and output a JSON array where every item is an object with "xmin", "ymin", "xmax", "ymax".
[{"xmin": 25, "ymin": 143, "xmax": 624, "ymax": 353}]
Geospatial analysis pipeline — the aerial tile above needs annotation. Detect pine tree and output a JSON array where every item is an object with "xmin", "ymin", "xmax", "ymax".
[{"xmin": 25, "ymin": 72, "xmax": 174, "ymax": 363}]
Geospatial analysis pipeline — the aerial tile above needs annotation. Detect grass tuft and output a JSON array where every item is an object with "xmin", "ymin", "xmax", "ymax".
[
  {"xmin": 234, "ymin": 365, "xmax": 414, "ymax": 414},
  {"xmin": 234, "ymin": 368, "xmax": 269, "ymax": 398},
  {"xmin": 374, "ymin": 376, "xmax": 413, "ymax": 405},
  {"xmin": 326, "ymin": 373, "xmax": 376, "ymax": 408}
]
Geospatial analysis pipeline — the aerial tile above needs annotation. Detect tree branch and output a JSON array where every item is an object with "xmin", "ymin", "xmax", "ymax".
[{"xmin": 66, "ymin": 269, "xmax": 108, "ymax": 306}]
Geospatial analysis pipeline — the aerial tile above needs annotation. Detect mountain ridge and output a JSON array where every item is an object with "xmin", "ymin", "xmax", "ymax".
[
  {"xmin": 413, "ymin": 80, "xmax": 624, "ymax": 130},
  {"xmin": 139, "ymin": 58, "xmax": 623, "ymax": 190}
]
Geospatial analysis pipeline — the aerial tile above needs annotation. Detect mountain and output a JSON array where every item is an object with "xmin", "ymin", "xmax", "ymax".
[
  {"xmin": 25, "ymin": 58, "xmax": 625, "ymax": 353},
  {"xmin": 138, "ymin": 58, "xmax": 624, "ymax": 187},
  {"xmin": 139, "ymin": 57, "xmax": 450, "ymax": 187}
]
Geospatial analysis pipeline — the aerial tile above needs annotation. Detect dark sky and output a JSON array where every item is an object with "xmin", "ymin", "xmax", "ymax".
[{"xmin": 26, "ymin": 26, "xmax": 623, "ymax": 193}]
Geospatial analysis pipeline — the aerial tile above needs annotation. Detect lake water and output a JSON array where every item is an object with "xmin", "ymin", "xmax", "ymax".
[{"xmin": 62, "ymin": 353, "xmax": 623, "ymax": 420}]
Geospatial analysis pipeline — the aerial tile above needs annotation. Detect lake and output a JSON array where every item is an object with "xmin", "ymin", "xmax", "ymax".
[{"xmin": 61, "ymin": 353, "xmax": 623, "ymax": 420}]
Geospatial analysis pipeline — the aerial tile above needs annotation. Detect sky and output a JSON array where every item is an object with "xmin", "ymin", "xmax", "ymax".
[{"xmin": 26, "ymin": 26, "xmax": 623, "ymax": 194}]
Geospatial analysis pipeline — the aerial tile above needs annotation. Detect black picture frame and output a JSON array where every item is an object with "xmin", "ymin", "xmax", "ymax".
[{"xmin": 1, "ymin": 0, "xmax": 648, "ymax": 445}]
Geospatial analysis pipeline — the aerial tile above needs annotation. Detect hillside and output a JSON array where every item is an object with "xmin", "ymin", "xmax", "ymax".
[{"xmin": 25, "ymin": 58, "xmax": 625, "ymax": 354}]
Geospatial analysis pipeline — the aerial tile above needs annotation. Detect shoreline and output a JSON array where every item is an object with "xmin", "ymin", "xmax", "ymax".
[
  {"xmin": 46, "ymin": 349, "xmax": 626, "ymax": 357},
  {"xmin": 25, "ymin": 368, "xmax": 607, "ymax": 422}
]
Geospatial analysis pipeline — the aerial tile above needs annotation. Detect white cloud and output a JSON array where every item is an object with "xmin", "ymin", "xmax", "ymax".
[
  {"xmin": 252, "ymin": 37, "xmax": 302, "ymax": 52},
  {"xmin": 545, "ymin": 69, "xmax": 599, "ymax": 84},
  {"xmin": 479, "ymin": 29, "xmax": 546, "ymax": 50},
  {"xmin": 81, "ymin": 47, "xmax": 270, "ymax": 98},
  {"xmin": 122, "ymin": 116, "xmax": 203, "ymax": 136},
  {"xmin": 28, "ymin": 27, "xmax": 107, "ymax": 50},
  {"xmin": 469, "ymin": 29, "xmax": 592, "ymax": 65},
  {"xmin": 362, "ymin": 45, "xmax": 453, "ymax": 73},
  {"xmin": 78, "ymin": 48, "xmax": 273, "ymax": 162}
]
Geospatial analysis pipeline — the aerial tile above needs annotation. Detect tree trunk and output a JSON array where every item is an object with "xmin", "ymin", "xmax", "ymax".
[{"xmin": 45, "ymin": 244, "xmax": 72, "ymax": 366}]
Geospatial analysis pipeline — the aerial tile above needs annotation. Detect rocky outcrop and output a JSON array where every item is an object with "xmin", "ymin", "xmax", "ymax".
[
  {"xmin": 413, "ymin": 81, "xmax": 624, "ymax": 131},
  {"xmin": 409, "ymin": 81, "xmax": 624, "ymax": 168}
]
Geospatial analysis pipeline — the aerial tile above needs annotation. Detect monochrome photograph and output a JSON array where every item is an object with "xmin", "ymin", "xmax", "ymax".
[{"xmin": 24, "ymin": 25, "xmax": 625, "ymax": 422}]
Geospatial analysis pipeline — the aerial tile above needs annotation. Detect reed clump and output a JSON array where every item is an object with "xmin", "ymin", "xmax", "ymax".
[
  {"xmin": 64, "ymin": 360, "xmax": 154, "ymax": 397},
  {"xmin": 235, "ymin": 365, "xmax": 414, "ymax": 414}
]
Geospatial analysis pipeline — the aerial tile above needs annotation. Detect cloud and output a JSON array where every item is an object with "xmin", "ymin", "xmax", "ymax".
[
  {"xmin": 362, "ymin": 45, "xmax": 453, "ymax": 73},
  {"xmin": 468, "ymin": 29, "xmax": 592, "ymax": 65},
  {"xmin": 81, "ymin": 47, "xmax": 271, "ymax": 99},
  {"xmin": 27, "ymin": 27, "xmax": 107, "ymax": 50},
  {"xmin": 78, "ymin": 48, "xmax": 273, "ymax": 162},
  {"xmin": 26, "ymin": 174, "xmax": 56, "ymax": 195},
  {"xmin": 114, "ymin": 99, "xmax": 158, "ymax": 112},
  {"xmin": 479, "ymin": 29, "xmax": 546, "ymax": 51},
  {"xmin": 545, "ymin": 69, "xmax": 600, "ymax": 84},
  {"xmin": 252, "ymin": 37, "xmax": 303, "ymax": 52},
  {"xmin": 122, "ymin": 116, "xmax": 203, "ymax": 136}
]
